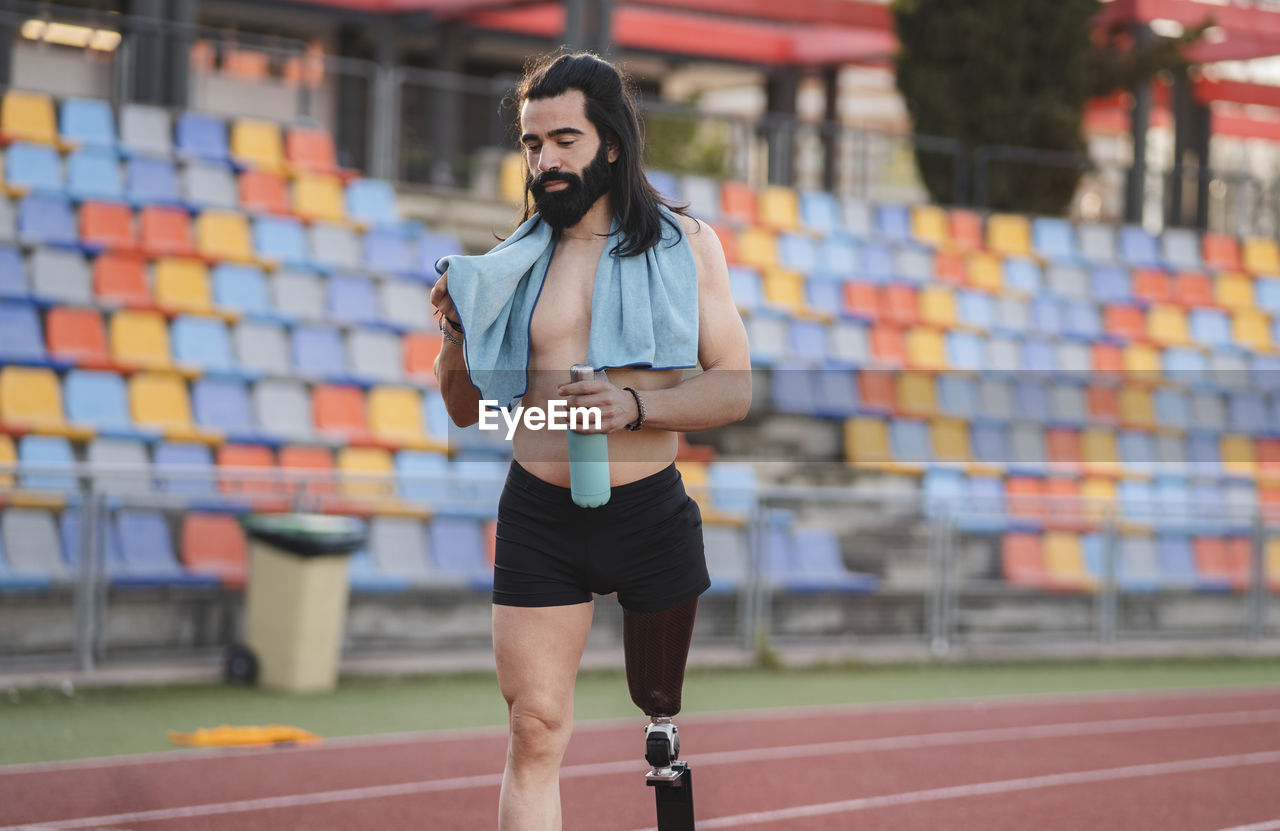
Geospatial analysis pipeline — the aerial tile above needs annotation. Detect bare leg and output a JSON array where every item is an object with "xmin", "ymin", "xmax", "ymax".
[{"xmin": 494, "ymin": 601, "xmax": 594, "ymax": 831}]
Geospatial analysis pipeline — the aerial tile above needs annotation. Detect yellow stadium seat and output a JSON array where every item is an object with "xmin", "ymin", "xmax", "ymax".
[
  {"xmin": 1146, "ymin": 305, "xmax": 1189, "ymax": 347},
  {"xmin": 0, "ymin": 434, "xmax": 13, "ymax": 488},
  {"xmin": 737, "ymin": 227, "xmax": 778, "ymax": 270},
  {"xmin": 2, "ymin": 90, "xmax": 58, "ymax": 145},
  {"xmin": 0, "ymin": 367, "xmax": 65, "ymax": 433},
  {"xmin": 155, "ymin": 258, "xmax": 212, "ymax": 314},
  {"xmin": 338, "ymin": 446, "xmax": 394, "ymax": 500},
  {"xmin": 986, "ymin": 214, "xmax": 1031, "ymax": 257},
  {"xmin": 1122, "ymin": 343, "xmax": 1160, "ymax": 376},
  {"xmin": 844, "ymin": 417, "xmax": 891, "ymax": 466},
  {"xmin": 1080, "ymin": 477, "xmax": 1117, "ymax": 522},
  {"xmin": 1118, "ymin": 386, "xmax": 1155, "ymax": 429},
  {"xmin": 757, "ymin": 186, "xmax": 799, "ymax": 231},
  {"xmin": 762, "ymin": 267, "xmax": 805, "ymax": 314},
  {"xmin": 967, "ymin": 253, "xmax": 1003, "ymax": 292},
  {"xmin": 1082, "ymin": 428, "xmax": 1119, "ymax": 476},
  {"xmin": 1221, "ymin": 435, "xmax": 1256, "ymax": 478},
  {"xmin": 111, "ymin": 309, "xmax": 172, "ymax": 369},
  {"xmin": 896, "ymin": 372, "xmax": 936, "ymax": 417},
  {"xmin": 1233, "ymin": 309, "xmax": 1272, "ymax": 352},
  {"xmin": 918, "ymin": 286, "xmax": 957, "ymax": 328},
  {"xmin": 294, "ymin": 173, "xmax": 346, "ymax": 223},
  {"xmin": 1242, "ymin": 237, "xmax": 1280, "ymax": 274},
  {"xmin": 231, "ymin": 118, "xmax": 285, "ymax": 171},
  {"xmin": 368, "ymin": 386, "xmax": 443, "ymax": 450},
  {"xmin": 130, "ymin": 372, "xmax": 194, "ymax": 436},
  {"xmin": 500, "ymin": 152, "xmax": 527, "ymax": 205},
  {"xmin": 674, "ymin": 460, "xmax": 709, "ymax": 504},
  {"xmin": 196, "ymin": 211, "xmax": 253, "ymax": 263},
  {"xmin": 1267, "ymin": 537, "xmax": 1280, "ymax": 588},
  {"xmin": 906, "ymin": 327, "xmax": 947, "ymax": 369},
  {"xmin": 1215, "ymin": 272, "xmax": 1255, "ymax": 310},
  {"xmin": 911, "ymin": 205, "xmax": 949, "ymax": 248},
  {"xmin": 931, "ymin": 417, "xmax": 971, "ymax": 464},
  {"xmin": 1043, "ymin": 531, "xmax": 1090, "ymax": 589}
]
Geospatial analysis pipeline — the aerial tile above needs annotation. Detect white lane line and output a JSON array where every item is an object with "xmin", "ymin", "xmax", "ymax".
[
  {"xmin": 4, "ymin": 707, "xmax": 1280, "ymax": 831},
  {"xmin": 1216, "ymin": 820, "xmax": 1280, "ymax": 831},
  {"xmin": 5, "ymin": 683, "xmax": 1279, "ymax": 776},
  {"xmin": 623, "ymin": 750, "xmax": 1280, "ymax": 831}
]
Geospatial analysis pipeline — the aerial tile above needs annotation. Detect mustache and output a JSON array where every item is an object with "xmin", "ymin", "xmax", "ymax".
[{"xmin": 531, "ymin": 171, "xmax": 580, "ymax": 190}]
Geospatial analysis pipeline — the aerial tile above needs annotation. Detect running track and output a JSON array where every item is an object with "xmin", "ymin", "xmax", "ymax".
[{"xmin": 4, "ymin": 686, "xmax": 1280, "ymax": 830}]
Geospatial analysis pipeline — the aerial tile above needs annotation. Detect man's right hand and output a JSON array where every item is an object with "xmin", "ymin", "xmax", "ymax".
[{"xmin": 430, "ymin": 271, "xmax": 462, "ymax": 330}]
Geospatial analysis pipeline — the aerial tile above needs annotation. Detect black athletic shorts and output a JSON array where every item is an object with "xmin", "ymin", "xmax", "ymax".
[{"xmin": 493, "ymin": 460, "xmax": 710, "ymax": 612}]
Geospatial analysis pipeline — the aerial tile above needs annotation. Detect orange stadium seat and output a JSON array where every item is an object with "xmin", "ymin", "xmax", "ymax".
[
  {"xmin": 1087, "ymin": 385, "xmax": 1121, "ymax": 425},
  {"xmin": 870, "ymin": 323, "xmax": 907, "ymax": 366},
  {"xmin": 1173, "ymin": 272, "xmax": 1213, "ymax": 308},
  {"xmin": 279, "ymin": 444, "xmax": 338, "ymax": 497},
  {"xmin": 1006, "ymin": 475, "xmax": 1047, "ymax": 525},
  {"xmin": 294, "ymin": 173, "xmax": 346, "ymax": 223},
  {"xmin": 948, "ymin": 209, "xmax": 984, "ymax": 251},
  {"xmin": 933, "ymin": 252, "xmax": 966, "ymax": 285},
  {"xmin": 140, "ymin": 206, "xmax": 195, "ymax": 258},
  {"xmin": 217, "ymin": 443, "xmax": 277, "ymax": 495},
  {"xmin": 1002, "ymin": 532, "xmax": 1048, "ymax": 587},
  {"xmin": 238, "ymin": 169, "xmax": 291, "ymax": 215},
  {"xmin": 47, "ymin": 307, "xmax": 110, "ymax": 366},
  {"xmin": 1046, "ymin": 427, "xmax": 1083, "ymax": 473},
  {"xmin": 719, "ymin": 182, "xmax": 757, "ymax": 226},
  {"xmin": 879, "ymin": 284, "xmax": 919, "ymax": 326},
  {"xmin": 1043, "ymin": 477, "xmax": 1087, "ymax": 531},
  {"xmin": 1194, "ymin": 537, "xmax": 1249, "ymax": 591},
  {"xmin": 286, "ymin": 125, "xmax": 341, "ymax": 175},
  {"xmin": 182, "ymin": 513, "xmax": 248, "ymax": 587},
  {"xmin": 80, "ymin": 202, "xmax": 136, "ymax": 251},
  {"xmin": 313, "ymin": 384, "xmax": 369, "ymax": 442},
  {"xmin": 230, "ymin": 118, "xmax": 285, "ymax": 171},
  {"xmin": 2, "ymin": 90, "xmax": 58, "ymax": 145},
  {"xmin": 1131, "ymin": 268, "xmax": 1171, "ymax": 304},
  {"xmin": 1104, "ymin": 304, "xmax": 1145, "ymax": 341},
  {"xmin": 1260, "ymin": 441, "xmax": 1280, "ymax": 482},
  {"xmin": 94, "ymin": 253, "xmax": 151, "ymax": 307},
  {"xmin": 843, "ymin": 281, "xmax": 878, "ymax": 319},
  {"xmin": 1201, "ymin": 233, "xmax": 1241, "ymax": 271},
  {"xmin": 404, "ymin": 333, "xmax": 442, "ymax": 383},
  {"xmin": 1091, "ymin": 343, "xmax": 1124, "ymax": 374}
]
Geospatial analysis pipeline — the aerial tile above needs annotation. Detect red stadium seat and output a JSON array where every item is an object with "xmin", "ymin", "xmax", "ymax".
[
  {"xmin": 1131, "ymin": 268, "xmax": 1170, "ymax": 304},
  {"xmin": 1173, "ymin": 272, "xmax": 1213, "ymax": 308},
  {"xmin": 857, "ymin": 370, "xmax": 896, "ymax": 414},
  {"xmin": 842, "ymin": 281, "xmax": 877, "ymax": 319},
  {"xmin": 94, "ymin": 253, "xmax": 151, "ymax": 307},
  {"xmin": 313, "ymin": 384, "xmax": 369, "ymax": 442},
  {"xmin": 1002, "ymin": 532, "xmax": 1048, "ymax": 587},
  {"xmin": 239, "ymin": 169, "xmax": 291, "ymax": 215},
  {"xmin": 870, "ymin": 323, "xmax": 907, "ymax": 366},
  {"xmin": 279, "ymin": 444, "xmax": 338, "ymax": 497},
  {"xmin": 1103, "ymin": 304, "xmax": 1146, "ymax": 341},
  {"xmin": 80, "ymin": 202, "xmax": 136, "ymax": 252},
  {"xmin": 719, "ymin": 182, "xmax": 757, "ymax": 227},
  {"xmin": 217, "ymin": 443, "xmax": 277, "ymax": 496},
  {"xmin": 139, "ymin": 206, "xmax": 195, "ymax": 258},
  {"xmin": 181, "ymin": 513, "xmax": 248, "ymax": 587},
  {"xmin": 948, "ymin": 209, "xmax": 984, "ymax": 251},
  {"xmin": 1046, "ymin": 427, "xmax": 1082, "ymax": 474},
  {"xmin": 46, "ymin": 307, "xmax": 110, "ymax": 366},
  {"xmin": 286, "ymin": 125, "xmax": 340, "ymax": 174},
  {"xmin": 878, "ymin": 285, "xmax": 919, "ymax": 327},
  {"xmin": 1201, "ymin": 233, "xmax": 1241, "ymax": 272},
  {"xmin": 1086, "ymin": 385, "xmax": 1120, "ymax": 425},
  {"xmin": 404, "ymin": 332, "xmax": 441, "ymax": 382}
]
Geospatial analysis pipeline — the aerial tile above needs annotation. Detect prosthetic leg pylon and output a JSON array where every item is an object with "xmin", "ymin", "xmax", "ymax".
[{"xmin": 644, "ymin": 717, "xmax": 694, "ymax": 830}]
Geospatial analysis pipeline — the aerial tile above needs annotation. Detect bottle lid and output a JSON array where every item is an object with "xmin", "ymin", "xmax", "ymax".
[{"xmin": 570, "ymin": 364, "xmax": 595, "ymax": 382}]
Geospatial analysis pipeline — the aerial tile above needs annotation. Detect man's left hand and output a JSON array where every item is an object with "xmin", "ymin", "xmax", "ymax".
[{"xmin": 556, "ymin": 376, "xmax": 640, "ymax": 433}]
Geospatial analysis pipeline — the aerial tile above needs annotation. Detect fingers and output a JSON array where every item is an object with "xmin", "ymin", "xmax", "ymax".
[
  {"xmin": 430, "ymin": 273, "xmax": 461, "ymax": 326},
  {"xmin": 558, "ymin": 383, "xmax": 639, "ymax": 433}
]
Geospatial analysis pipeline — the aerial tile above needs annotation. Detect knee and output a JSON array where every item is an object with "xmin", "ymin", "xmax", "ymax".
[{"xmin": 506, "ymin": 696, "xmax": 572, "ymax": 766}]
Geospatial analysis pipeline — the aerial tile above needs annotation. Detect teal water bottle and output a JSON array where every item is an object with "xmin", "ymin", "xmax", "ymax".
[{"xmin": 567, "ymin": 364, "xmax": 611, "ymax": 508}]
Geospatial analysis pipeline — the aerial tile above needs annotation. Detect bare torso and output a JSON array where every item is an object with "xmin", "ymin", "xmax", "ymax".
[{"xmin": 513, "ymin": 233, "xmax": 682, "ymax": 487}]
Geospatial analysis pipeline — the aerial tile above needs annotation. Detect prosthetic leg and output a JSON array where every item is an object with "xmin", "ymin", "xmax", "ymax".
[{"xmin": 624, "ymin": 597, "xmax": 699, "ymax": 831}]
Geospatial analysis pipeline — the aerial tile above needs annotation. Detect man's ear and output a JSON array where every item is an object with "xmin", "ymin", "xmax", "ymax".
[{"xmin": 607, "ymin": 137, "xmax": 620, "ymax": 164}]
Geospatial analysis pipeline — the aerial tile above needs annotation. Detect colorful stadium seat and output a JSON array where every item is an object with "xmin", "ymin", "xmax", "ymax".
[
  {"xmin": 31, "ymin": 247, "xmax": 92, "ymax": 305},
  {"xmin": 120, "ymin": 103, "xmax": 172, "ymax": 158},
  {"xmin": 6, "ymin": 142, "xmax": 63, "ymax": 193},
  {"xmin": 238, "ymin": 169, "xmax": 291, "ymax": 215},
  {"xmin": 230, "ymin": 118, "xmax": 285, "ymax": 171},
  {"xmin": 294, "ymin": 173, "xmax": 346, "ymax": 223},
  {"xmin": 345, "ymin": 179, "xmax": 399, "ymax": 227},
  {"xmin": 67, "ymin": 148, "xmax": 123, "ymax": 201},
  {"xmin": 0, "ymin": 366, "xmax": 65, "ymax": 433},
  {"xmin": 80, "ymin": 201, "xmax": 136, "ymax": 252},
  {"xmin": 196, "ymin": 210, "xmax": 253, "ymax": 262},
  {"xmin": 182, "ymin": 161, "xmax": 238, "ymax": 210},
  {"xmin": 2, "ymin": 90, "xmax": 59, "ymax": 145},
  {"xmin": 176, "ymin": 112, "xmax": 230, "ymax": 163},
  {"xmin": 181, "ymin": 512, "xmax": 248, "ymax": 586}
]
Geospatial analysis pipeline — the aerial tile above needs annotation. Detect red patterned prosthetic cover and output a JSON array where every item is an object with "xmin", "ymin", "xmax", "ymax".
[{"xmin": 623, "ymin": 597, "xmax": 699, "ymax": 717}]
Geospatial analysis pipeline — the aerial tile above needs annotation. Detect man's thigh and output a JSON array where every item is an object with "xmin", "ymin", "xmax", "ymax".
[{"xmin": 493, "ymin": 601, "xmax": 595, "ymax": 709}]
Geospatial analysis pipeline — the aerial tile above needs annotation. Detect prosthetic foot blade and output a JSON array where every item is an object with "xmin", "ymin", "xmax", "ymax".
[{"xmin": 646, "ymin": 762, "xmax": 695, "ymax": 831}]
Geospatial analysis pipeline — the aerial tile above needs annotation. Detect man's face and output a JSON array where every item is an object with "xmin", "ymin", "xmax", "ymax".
[{"xmin": 520, "ymin": 89, "xmax": 617, "ymax": 230}]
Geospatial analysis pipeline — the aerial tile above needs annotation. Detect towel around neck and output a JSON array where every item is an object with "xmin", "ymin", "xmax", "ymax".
[{"xmin": 435, "ymin": 206, "xmax": 699, "ymax": 410}]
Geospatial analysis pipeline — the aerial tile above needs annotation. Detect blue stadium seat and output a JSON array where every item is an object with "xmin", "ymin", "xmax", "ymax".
[
  {"xmin": 291, "ymin": 324, "xmax": 347, "ymax": 379},
  {"xmin": 327, "ymin": 274, "xmax": 380, "ymax": 326},
  {"xmin": 417, "ymin": 231, "xmax": 463, "ymax": 277},
  {"xmin": 364, "ymin": 228, "xmax": 414, "ymax": 274},
  {"xmin": 1001, "ymin": 257, "xmax": 1041, "ymax": 295},
  {"xmin": 1190, "ymin": 309, "xmax": 1232, "ymax": 349},
  {"xmin": 789, "ymin": 319, "xmax": 828, "ymax": 363},
  {"xmin": 1030, "ymin": 296, "xmax": 1063, "ymax": 337},
  {"xmin": 253, "ymin": 216, "xmax": 309, "ymax": 267},
  {"xmin": 647, "ymin": 170, "xmax": 680, "ymax": 203},
  {"xmin": 0, "ymin": 523, "xmax": 52, "ymax": 590},
  {"xmin": 894, "ymin": 245, "xmax": 933, "ymax": 284},
  {"xmin": 956, "ymin": 290, "xmax": 994, "ymax": 330},
  {"xmin": 1118, "ymin": 479, "xmax": 1156, "ymax": 527},
  {"xmin": 1062, "ymin": 300, "xmax": 1101, "ymax": 340},
  {"xmin": 1009, "ymin": 423, "xmax": 1047, "ymax": 469},
  {"xmin": 1090, "ymin": 266, "xmax": 1131, "ymax": 304},
  {"xmin": 423, "ymin": 388, "xmax": 450, "ymax": 445},
  {"xmin": 1014, "ymin": 381, "xmax": 1050, "ymax": 423},
  {"xmin": 1119, "ymin": 430, "xmax": 1156, "ymax": 476},
  {"xmin": 1021, "ymin": 337, "xmax": 1057, "ymax": 371},
  {"xmin": 727, "ymin": 266, "xmax": 763, "ymax": 313},
  {"xmin": 177, "ymin": 112, "xmax": 229, "ymax": 163},
  {"xmin": 811, "ymin": 367, "xmax": 858, "ymax": 418},
  {"xmin": 804, "ymin": 278, "xmax": 842, "ymax": 318},
  {"xmin": 126, "ymin": 156, "xmax": 181, "ymax": 206},
  {"xmin": 0, "ymin": 302, "xmax": 47, "ymax": 364},
  {"xmin": 429, "ymin": 516, "xmax": 492, "ymax": 589},
  {"xmin": 1049, "ymin": 381, "xmax": 1087, "ymax": 424},
  {"xmin": 936, "ymin": 375, "xmax": 976, "ymax": 418},
  {"xmin": 6, "ymin": 142, "xmax": 63, "ymax": 193},
  {"xmin": 978, "ymin": 377, "xmax": 1015, "ymax": 420},
  {"xmin": 0, "ymin": 246, "xmax": 27, "ymax": 298},
  {"xmin": 1160, "ymin": 228, "xmax": 1201, "ymax": 272},
  {"xmin": 19, "ymin": 435, "xmax": 76, "ymax": 492},
  {"xmin": 770, "ymin": 361, "xmax": 818, "ymax": 416},
  {"xmin": 1031, "ymin": 217, "xmax": 1077, "ymax": 261},
  {"xmin": 1154, "ymin": 478, "xmax": 1193, "ymax": 532},
  {"xmin": 1163, "ymin": 347, "xmax": 1208, "ymax": 379},
  {"xmin": 861, "ymin": 242, "xmax": 893, "ymax": 283},
  {"xmin": 679, "ymin": 175, "xmax": 719, "ymax": 222},
  {"xmin": 346, "ymin": 179, "xmax": 399, "ymax": 227},
  {"xmin": 396, "ymin": 449, "xmax": 450, "ymax": 503},
  {"xmin": 192, "ymin": 377, "xmax": 255, "ymax": 437},
  {"xmin": 778, "ymin": 233, "xmax": 817, "ymax": 274},
  {"xmin": 1155, "ymin": 535, "xmax": 1201, "ymax": 590},
  {"xmin": 784, "ymin": 525, "xmax": 877, "ymax": 592},
  {"xmin": 1152, "ymin": 386, "xmax": 1190, "ymax": 430},
  {"xmin": 816, "ymin": 233, "xmax": 860, "ymax": 279},
  {"xmin": 1187, "ymin": 480, "xmax": 1227, "ymax": 534},
  {"xmin": 1117, "ymin": 535, "xmax": 1163, "ymax": 592},
  {"xmin": 212, "ymin": 264, "xmax": 271, "ymax": 316},
  {"xmin": 800, "ymin": 190, "xmax": 841, "ymax": 233},
  {"xmin": 1253, "ymin": 355, "xmax": 1280, "ymax": 394},
  {"xmin": 1188, "ymin": 432, "xmax": 1221, "ymax": 477},
  {"xmin": 971, "ymin": 422, "xmax": 1010, "ymax": 468},
  {"xmin": 945, "ymin": 331, "xmax": 983, "ymax": 370},
  {"xmin": 923, "ymin": 468, "xmax": 965, "ymax": 517},
  {"xmin": 1118, "ymin": 225, "xmax": 1160, "ymax": 267},
  {"xmin": 65, "ymin": 370, "xmax": 143, "ymax": 436},
  {"xmin": 1078, "ymin": 223, "xmax": 1117, "ymax": 264},
  {"xmin": 112, "ymin": 509, "xmax": 218, "ymax": 586},
  {"xmin": 1229, "ymin": 392, "xmax": 1269, "ymax": 434},
  {"xmin": 746, "ymin": 316, "xmax": 789, "ymax": 367},
  {"xmin": 19, "ymin": 193, "xmax": 77, "ymax": 247},
  {"xmin": 841, "ymin": 198, "xmax": 873, "ymax": 237},
  {"xmin": 67, "ymin": 149, "xmax": 123, "ymax": 202},
  {"xmin": 60, "ymin": 98, "xmax": 116, "ymax": 150},
  {"xmin": 1257, "ymin": 277, "xmax": 1280, "ymax": 313},
  {"xmin": 875, "ymin": 203, "xmax": 911, "ymax": 241},
  {"xmin": 153, "ymin": 441, "xmax": 216, "ymax": 495},
  {"xmin": 172, "ymin": 315, "xmax": 235, "ymax": 372},
  {"xmin": 890, "ymin": 419, "xmax": 931, "ymax": 463}
]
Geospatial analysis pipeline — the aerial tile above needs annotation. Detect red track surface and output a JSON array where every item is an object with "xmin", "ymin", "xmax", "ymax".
[{"xmin": 4, "ymin": 686, "xmax": 1280, "ymax": 830}]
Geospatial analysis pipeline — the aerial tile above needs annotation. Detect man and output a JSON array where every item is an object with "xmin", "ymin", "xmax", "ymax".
[{"xmin": 431, "ymin": 51, "xmax": 750, "ymax": 831}]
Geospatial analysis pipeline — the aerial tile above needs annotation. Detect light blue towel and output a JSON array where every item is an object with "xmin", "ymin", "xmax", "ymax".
[{"xmin": 436, "ymin": 207, "xmax": 698, "ymax": 409}]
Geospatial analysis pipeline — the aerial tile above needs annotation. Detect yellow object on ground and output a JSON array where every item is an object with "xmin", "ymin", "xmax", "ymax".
[{"xmin": 168, "ymin": 724, "xmax": 322, "ymax": 747}]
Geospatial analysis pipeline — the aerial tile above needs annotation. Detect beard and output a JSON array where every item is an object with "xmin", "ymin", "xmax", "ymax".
[{"xmin": 528, "ymin": 141, "xmax": 612, "ymax": 231}]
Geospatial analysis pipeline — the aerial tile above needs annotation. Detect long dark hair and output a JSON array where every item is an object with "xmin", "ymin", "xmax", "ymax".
[{"xmin": 514, "ymin": 51, "xmax": 689, "ymax": 258}]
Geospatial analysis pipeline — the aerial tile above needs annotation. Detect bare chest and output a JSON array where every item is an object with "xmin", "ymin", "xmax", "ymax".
[{"xmin": 528, "ymin": 242, "xmax": 605, "ymax": 366}]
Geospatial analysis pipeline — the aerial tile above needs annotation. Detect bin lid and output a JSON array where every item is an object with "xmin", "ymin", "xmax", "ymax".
[{"xmin": 241, "ymin": 514, "xmax": 367, "ymax": 557}]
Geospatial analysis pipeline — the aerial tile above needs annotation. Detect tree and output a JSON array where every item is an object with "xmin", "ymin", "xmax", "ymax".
[{"xmin": 893, "ymin": 0, "xmax": 1203, "ymax": 215}]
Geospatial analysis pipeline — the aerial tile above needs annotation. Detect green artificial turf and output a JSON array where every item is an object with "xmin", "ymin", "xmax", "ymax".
[{"xmin": 1, "ymin": 657, "xmax": 1277, "ymax": 766}]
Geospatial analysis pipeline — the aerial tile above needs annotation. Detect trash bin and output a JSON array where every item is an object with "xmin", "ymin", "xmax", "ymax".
[{"xmin": 239, "ymin": 514, "xmax": 366, "ymax": 693}]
